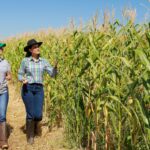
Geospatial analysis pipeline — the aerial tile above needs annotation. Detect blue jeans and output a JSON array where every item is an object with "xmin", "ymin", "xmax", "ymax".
[
  {"xmin": 0, "ymin": 91, "xmax": 9, "ymax": 122},
  {"xmin": 21, "ymin": 84, "xmax": 44, "ymax": 121}
]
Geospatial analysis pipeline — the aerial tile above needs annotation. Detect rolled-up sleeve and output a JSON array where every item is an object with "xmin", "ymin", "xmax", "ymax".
[
  {"xmin": 44, "ymin": 59, "xmax": 57, "ymax": 77},
  {"xmin": 18, "ymin": 59, "xmax": 26, "ymax": 81}
]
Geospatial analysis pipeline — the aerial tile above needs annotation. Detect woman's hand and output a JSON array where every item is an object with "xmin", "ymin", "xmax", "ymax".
[
  {"xmin": 23, "ymin": 78, "xmax": 28, "ymax": 84},
  {"xmin": 6, "ymin": 72, "xmax": 11, "ymax": 80}
]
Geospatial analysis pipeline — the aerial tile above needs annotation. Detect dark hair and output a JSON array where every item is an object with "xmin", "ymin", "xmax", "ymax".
[
  {"xmin": 25, "ymin": 46, "xmax": 32, "ymax": 57},
  {"xmin": 25, "ymin": 51, "xmax": 32, "ymax": 57}
]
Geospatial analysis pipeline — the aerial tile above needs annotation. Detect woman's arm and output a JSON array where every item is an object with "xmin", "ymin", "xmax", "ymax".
[
  {"xmin": 6, "ymin": 61, "xmax": 11, "ymax": 80},
  {"xmin": 6, "ymin": 71, "xmax": 11, "ymax": 80},
  {"xmin": 44, "ymin": 59, "xmax": 58, "ymax": 78},
  {"xmin": 18, "ymin": 59, "xmax": 27, "ymax": 83}
]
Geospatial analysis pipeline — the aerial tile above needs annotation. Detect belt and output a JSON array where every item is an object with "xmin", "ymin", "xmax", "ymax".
[{"xmin": 28, "ymin": 83, "xmax": 43, "ymax": 86}]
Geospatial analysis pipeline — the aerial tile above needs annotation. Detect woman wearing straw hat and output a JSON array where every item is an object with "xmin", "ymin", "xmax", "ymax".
[
  {"xmin": 0, "ymin": 43, "xmax": 11, "ymax": 149},
  {"xmin": 18, "ymin": 39, "xmax": 57, "ymax": 144}
]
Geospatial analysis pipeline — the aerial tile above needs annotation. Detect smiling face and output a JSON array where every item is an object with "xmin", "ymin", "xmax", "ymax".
[{"xmin": 29, "ymin": 44, "xmax": 40, "ymax": 56}]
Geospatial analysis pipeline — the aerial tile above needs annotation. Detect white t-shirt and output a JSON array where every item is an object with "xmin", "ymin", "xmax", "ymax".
[{"xmin": 0, "ymin": 58, "xmax": 11, "ymax": 94}]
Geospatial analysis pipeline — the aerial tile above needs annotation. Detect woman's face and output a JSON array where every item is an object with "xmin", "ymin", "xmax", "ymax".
[
  {"xmin": 0, "ymin": 47, "xmax": 4, "ymax": 55},
  {"xmin": 29, "ymin": 44, "xmax": 40, "ymax": 55}
]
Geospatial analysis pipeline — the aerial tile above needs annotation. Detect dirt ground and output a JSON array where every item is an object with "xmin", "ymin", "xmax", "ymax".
[{"xmin": 6, "ymin": 84, "xmax": 72, "ymax": 150}]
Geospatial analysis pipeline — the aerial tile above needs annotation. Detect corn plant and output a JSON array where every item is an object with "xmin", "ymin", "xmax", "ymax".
[{"xmin": 4, "ymin": 20, "xmax": 150, "ymax": 150}]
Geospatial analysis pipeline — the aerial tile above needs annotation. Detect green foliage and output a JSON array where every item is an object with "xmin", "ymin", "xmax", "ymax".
[{"xmin": 4, "ymin": 21, "xmax": 150, "ymax": 149}]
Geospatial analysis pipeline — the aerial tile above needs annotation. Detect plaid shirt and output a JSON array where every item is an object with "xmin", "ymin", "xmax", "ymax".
[{"xmin": 18, "ymin": 57, "xmax": 57, "ymax": 84}]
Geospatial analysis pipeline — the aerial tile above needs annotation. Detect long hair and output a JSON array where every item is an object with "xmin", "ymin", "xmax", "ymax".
[
  {"xmin": 25, "ymin": 51, "xmax": 32, "ymax": 57},
  {"xmin": 25, "ymin": 46, "xmax": 32, "ymax": 57}
]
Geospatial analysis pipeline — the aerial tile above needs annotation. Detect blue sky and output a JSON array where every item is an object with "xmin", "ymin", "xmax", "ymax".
[{"xmin": 0, "ymin": 0, "xmax": 150, "ymax": 39}]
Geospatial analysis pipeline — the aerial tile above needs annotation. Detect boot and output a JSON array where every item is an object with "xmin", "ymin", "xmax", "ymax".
[
  {"xmin": 34, "ymin": 121, "xmax": 42, "ymax": 137},
  {"xmin": 26, "ymin": 120, "xmax": 35, "ymax": 144},
  {"xmin": 0, "ymin": 122, "xmax": 8, "ymax": 149}
]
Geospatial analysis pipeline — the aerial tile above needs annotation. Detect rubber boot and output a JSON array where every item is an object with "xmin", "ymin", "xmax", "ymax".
[
  {"xmin": 0, "ymin": 122, "xmax": 8, "ymax": 149},
  {"xmin": 34, "ymin": 121, "xmax": 42, "ymax": 137},
  {"xmin": 26, "ymin": 120, "xmax": 34, "ymax": 144}
]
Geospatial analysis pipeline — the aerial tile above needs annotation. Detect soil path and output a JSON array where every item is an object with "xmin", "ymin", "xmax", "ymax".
[{"xmin": 6, "ymin": 84, "xmax": 69, "ymax": 150}]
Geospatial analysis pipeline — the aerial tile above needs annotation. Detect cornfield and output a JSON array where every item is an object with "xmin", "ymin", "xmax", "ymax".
[{"xmin": 3, "ymin": 20, "xmax": 150, "ymax": 149}]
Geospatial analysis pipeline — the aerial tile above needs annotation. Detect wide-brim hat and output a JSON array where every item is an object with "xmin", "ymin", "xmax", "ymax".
[
  {"xmin": 24, "ymin": 39, "xmax": 43, "ymax": 52},
  {"xmin": 0, "ymin": 43, "xmax": 6, "ymax": 48}
]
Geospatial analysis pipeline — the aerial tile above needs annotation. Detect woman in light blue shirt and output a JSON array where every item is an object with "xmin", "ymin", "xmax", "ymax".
[
  {"xmin": 18, "ymin": 39, "xmax": 57, "ymax": 144},
  {"xmin": 0, "ymin": 43, "xmax": 11, "ymax": 149}
]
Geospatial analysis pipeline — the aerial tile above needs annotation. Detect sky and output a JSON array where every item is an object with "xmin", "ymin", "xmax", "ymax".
[{"xmin": 0, "ymin": 0, "xmax": 150, "ymax": 39}]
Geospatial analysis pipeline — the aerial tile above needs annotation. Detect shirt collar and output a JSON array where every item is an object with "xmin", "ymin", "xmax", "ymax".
[{"xmin": 29, "ymin": 56, "xmax": 42, "ymax": 62}]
